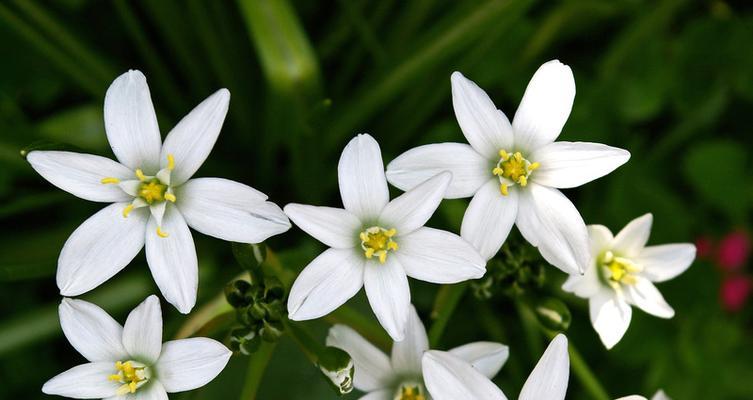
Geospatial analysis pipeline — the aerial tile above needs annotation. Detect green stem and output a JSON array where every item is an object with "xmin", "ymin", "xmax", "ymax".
[
  {"xmin": 239, "ymin": 341, "xmax": 278, "ymax": 400},
  {"xmin": 282, "ymin": 319, "xmax": 323, "ymax": 364},
  {"xmin": 515, "ymin": 299, "xmax": 544, "ymax": 361},
  {"xmin": 427, "ymin": 283, "xmax": 468, "ymax": 347}
]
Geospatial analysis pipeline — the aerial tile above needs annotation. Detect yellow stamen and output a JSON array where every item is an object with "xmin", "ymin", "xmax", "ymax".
[
  {"xmin": 166, "ymin": 154, "xmax": 175, "ymax": 170},
  {"xmin": 135, "ymin": 169, "xmax": 147, "ymax": 182},
  {"xmin": 138, "ymin": 180, "xmax": 167, "ymax": 203},
  {"xmin": 110, "ymin": 361, "xmax": 148, "ymax": 396},
  {"xmin": 498, "ymin": 149, "xmax": 509, "ymax": 160},
  {"xmin": 122, "ymin": 204, "xmax": 135, "ymax": 218},
  {"xmin": 518, "ymin": 175, "xmax": 528, "ymax": 186},
  {"xmin": 156, "ymin": 227, "xmax": 169, "ymax": 238},
  {"xmin": 399, "ymin": 385, "xmax": 426, "ymax": 400},
  {"xmin": 100, "ymin": 177, "xmax": 120, "ymax": 184},
  {"xmin": 164, "ymin": 193, "xmax": 177, "ymax": 202},
  {"xmin": 500, "ymin": 184, "xmax": 509, "ymax": 196},
  {"xmin": 492, "ymin": 148, "xmax": 538, "ymax": 196},
  {"xmin": 360, "ymin": 226, "xmax": 399, "ymax": 263},
  {"xmin": 529, "ymin": 162, "xmax": 540, "ymax": 170},
  {"xmin": 601, "ymin": 251, "xmax": 643, "ymax": 286}
]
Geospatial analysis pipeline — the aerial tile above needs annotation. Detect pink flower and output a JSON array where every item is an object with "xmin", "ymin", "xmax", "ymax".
[
  {"xmin": 717, "ymin": 231, "xmax": 750, "ymax": 271},
  {"xmin": 720, "ymin": 275, "xmax": 752, "ymax": 312}
]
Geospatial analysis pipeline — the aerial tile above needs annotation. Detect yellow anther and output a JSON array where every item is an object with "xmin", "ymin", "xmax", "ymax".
[
  {"xmin": 529, "ymin": 162, "xmax": 540, "ymax": 170},
  {"xmin": 498, "ymin": 149, "xmax": 509, "ymax": 160},
  {"xmin": 518, "ymin": 175, "xmax": 528, "ymax": 186},
  {"xmin": 493, "ymin": 148, "xmax": 537, "ymax": 196},
  {"xmin": 166, "ymin": 154, "xmax": 175, "ymax": 170},
  {"xmin": 156, "ymin": 227, "xmax": 169, "ymax": 238},
  {"xmin": 399, "ymin": 385, "xmax": 426, "ymax": 400},
  {"xmin": 602, "ymin": 253, "xmax": 643, "ymax": 286},
  {"xmin": 100, "ymin": 177, "xmax": 120, "ymax": 184},
  {"xmin": 109, "ymin": 374, "xmax": 121, "ymax": 381},
  {"xmin": 138, "ymin": 180, "xmax": 167, "ymax": 203},
  {"xmin": 110, "ymin": 360, "xmax": 147, "ymax": 395},
  {"xmin": 514, "ymin": 152, "xmax": 523, "ymax": 161},
  {"xmin": 135, "ymin": 169, "xmax": 147, "ymax": 182},
  {"xmin": 500, "ymin": 184, "xmax": 509, "ymax": 196},
  {"xmin": 122, "ymin": 204, "xmax": 135, "ymax": 218},
  {"xmin": 360, "ymin": 226, "xmax": 398, "ymax": 263},
  {"xmin": 492, "ymin": 167, "xmax": 503, "ymax": 176},
  {"xmin": 164, "ymin": 193, "xmax": 177, "ymax": 202}
]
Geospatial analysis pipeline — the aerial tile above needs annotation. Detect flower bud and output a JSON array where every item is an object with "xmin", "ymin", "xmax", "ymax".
[
  {"xmin": 533, "ymin": 297, "xmax": 571, "ymax": 331},
  {"xmin": 225, "ymin": 280, "xmax": 252, "ymax": 308},
  {"xmin": 316, "ymin": 346, "xmax": 354, "ymax": 395},
  {"xmin": 260, "ymin": 320, "xmax": 284, "ymax": 342},
  {"xmin": 230, "ymin": 327, "xmax": 261, "ymax": 355}
]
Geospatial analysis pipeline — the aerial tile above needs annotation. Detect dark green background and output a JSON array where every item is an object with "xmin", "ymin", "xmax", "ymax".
[{"xmin": 1, "ymin": 0, "xmax": 752, "ymax": 398}]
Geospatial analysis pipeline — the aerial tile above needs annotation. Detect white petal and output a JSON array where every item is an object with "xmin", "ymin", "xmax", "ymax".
[
  {"xmin": 561, "ymin": 259, "xmax": 601, "ymax": 298},
  {"xmin": 104, "ymin": 70, "xmax": 162, "ymax": 172},
  {"xmin": 287, "ymin": 248, "xmax": 365, "ymax": 320},
  {"xmin": 284, "ymin": 204, "xmax": 361, "ymax": 249},
  {"xmin": 516, "ymin": 184, "xmax": 589, "ymax": 274},
  {"xmin": 422, "ymin": 350, "xmax": 507, "ymax": 400},
  {"xmin": 391, "ymin": 305, "xmax": 429, "ymax": 374},
  {"xmin": 451, "ymin": 72, "xmax": 514, "ymax": 158},
  {"xmin": 460, "ymin": 179, "xmax": 518, "ymax": 260},
  {"xmin": 512, "ymin": 60, "xmax": 576, "ymax": 152},
  {"xmin": 624, "ymin": 277, "xmax": 675, "ymax": 318},
  {"xmin": 122, "ymin": 295, "xmax": 162, "ymax": 364},
  {"xmin": 42, "ymin": 362, "xmax": 120, "ymax": 398},
  {"xmin": 27, "ymin": 151, "xmax": 134, "ymax": 202},
  {"xmin": 530, "ymin": 142, "xmax": 630, "ymax": 188},
  {"xmin": 176, "ymin": 178, "xmax": 290, "ymax": 243},
  {"xmin": 155, "ymin": 338, "xmax": 231, "ymax": 393},
  {"xmin": 448, "ymin": 342, "xmax": 509, "ymax": 378},
  {"xmin": 145, "ymin": 205, "xmax": 198, "ymax": 314},
  {"xmin": 160, "ymin": 89, "xmax": 230, "ymax": 185},
  {"xmin": 338, "ymin": 134, "xmax": 390, "ymax": 220},
  {"xmin": 519, "ymin": 334, "xmax": 569, "ymax": 400},
  {"xmin": 379, "ymin": 172, "xmax": 451, "ymax": 235},
  {"xmin": 616, "ymin": 396, "xmax": 647, "ymax": 400},
  {"xmin": 386, "ymin": 143, "xmax": 490, "ymax": 199},
  {"xmin": 637, "ymin": 244, "xmax": 696, "ymax": 283},
  {"xmin": 59, "ymin": 298, "xmax": 127, "ymax": 362},
  {"xmin": 149, "ymin": 201, "xmax": 167, "ymax": 227},
  {"xmin": 326, "ymin": 324, "xmax": 392, "ymax": 392},
  {"xmin": 588, "ymin": 224, "xmax": 614, "ymax": 255},
  {"xmin": 613, "ymin": 213, "xmax": 653, "ymax": 257},
  {"xmin": 363, "ymin": 257, "xmax": 411, "ymax": 342},
  {"xmin": 397, "ymin": 227, "xmax": 485, "ymax": 284},
  {"xmin": 105, "ymin": 381, "xmax": 168, "ymax": 400},
  {"xmin": 652, "ymin": 389, "xmax": 671, "ymax": 400},
  {"xmin": 589, "ymin": 290, "xmax": 632, "ymax": 349},
  {"xmin": 359, "ymin": 390, "xmax": 392, "ymax": 400},
  {"xmin": 58, "ymin": 203, "xmax": 148, "ymax": 296}
]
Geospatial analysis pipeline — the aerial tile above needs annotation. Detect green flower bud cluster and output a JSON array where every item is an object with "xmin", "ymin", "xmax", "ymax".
[
  {"xmin": 226, "ymin": 242, "xmax": 285, "ymax": 355},
  {"xmin": 471, "ymin": 236, "xmax": 546, "ymax": 300}
]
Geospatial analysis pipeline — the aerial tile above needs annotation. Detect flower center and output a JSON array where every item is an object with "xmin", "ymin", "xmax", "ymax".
[
  {"xmin": 359, "ymin": 226, "xmax": 399, "ymax": 263},
  {"xmin": 138, "ymin": 179, "xmax": 168, "ymax": 204},
  {"xmin": 599, "ymin": 250, "xmax": 643, "ymax": 288},
  {"xmin": 491, "ymin": 150, "xmax": 539, "ymax": 196},
  {"xmin": 108, "ymin": 361, "xmax": 149, "ymax": 396},
  {"xmin": 394, "ymin": 383, "xmax": 426, "ymax": 400}
]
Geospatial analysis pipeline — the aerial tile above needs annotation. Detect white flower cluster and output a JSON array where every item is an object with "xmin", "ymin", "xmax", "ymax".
[{"xmin": 29, "ymin": 61, "xmax": 694, "ymax": 398}]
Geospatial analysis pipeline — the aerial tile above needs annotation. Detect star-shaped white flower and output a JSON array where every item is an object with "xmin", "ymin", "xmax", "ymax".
[
  {"xmin": 285, "ymin": 134, "xmax": 486, "ymax": 341},
  {"xmin": 562, "ymin": 213, "xmax": 696, "ymax": 349},
  {"xmin": 386, "ymin": 60, "xmax": 630, "ymax": 274},
  {"xmin": 27, "ymin": 70, "xmax": 290, "ymax": 313},
  {"xmin": 617, "ymin": 390, "xmax": 671, "ymax": 400},
  {"xmin": 422, "ymin": 334, "xmax": 570, "ymax": 400},
  {"xmin": 327, "ymin": 305, "xmax": 508, "ymax": 399},
  {"xmin": 42, "ymin": 295, "xmax": 231, "ymax": 399}
]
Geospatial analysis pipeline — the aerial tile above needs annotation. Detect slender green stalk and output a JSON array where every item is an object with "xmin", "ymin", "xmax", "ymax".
[
  {"xmin": 0, "ymin": 3, "xmax": 101, "ymax": 96},
  {"xmin": 239, "ymin": 341, "xmax": 278, "ymax": 400},
  {"xmin": 515, "ymin": 299, "xmax": 544, "ymax": 361},
  {"xmin": 282, "ymin": 319, "xmax": 323, "ymax": 364},
  {"xmin": 427, "ymin": 283, "xmax": 468, "ymax": 347}
]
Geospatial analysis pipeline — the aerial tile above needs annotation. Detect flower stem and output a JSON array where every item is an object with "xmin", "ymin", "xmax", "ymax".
[
  {"xmin": 428, "ymin": 283, "xmax": 468, "ymax": 347},
  {"xmin": 239, "ymin": 341, "xmax": 278, "ymax": 400}
]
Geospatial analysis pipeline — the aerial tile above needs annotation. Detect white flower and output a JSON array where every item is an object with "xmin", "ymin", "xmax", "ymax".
[
  {"xmin": 617, "ymin": 389, "xmax": 671, "ymax": 400},
  {"xmin": 27, "ymin": 70, "xmax": 290, "ymax": 313},
  {"xmin": 285, "ymin": 134, "xmax": 485, "ymax": 341},
  {"xmin": 562, "ymin": 213, "xmax": 696, "ymax": 349},
  {"xmin": 386, "ymin": 60, "xmax": 630, "ymax": 274},
  {"xmin": 422, "ymin": 334, "xmax": 570, "ymax": 400},
  {"xmin": 326, "ymin": 305, "xmax": 508, "ymax": 399},
  {"xmin": 42, "ymin": 295, "xmax": 231, "ymax": 399}
]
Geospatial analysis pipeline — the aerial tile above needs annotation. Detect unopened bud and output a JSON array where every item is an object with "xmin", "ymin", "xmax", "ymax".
[
  {"xmin": 317, "ymin": 346, "xmax": 354, "ymax": 395},
  {"xmin": 533, "ymin": 297, "xmax": 571, "ymax": 331}
]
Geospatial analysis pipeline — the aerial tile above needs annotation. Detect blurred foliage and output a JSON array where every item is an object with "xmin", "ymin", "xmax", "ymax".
[{"xmin": 1, "ymin": 0, "xmax": 753, "ymax": 399}]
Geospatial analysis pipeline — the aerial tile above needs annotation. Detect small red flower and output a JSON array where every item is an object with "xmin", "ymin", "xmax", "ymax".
[
  {"xmin": 720, "ymin": 275, "xmax": 752, "ymax": 312},
  {"xmin": 717, "ymin": 231, "xmax": 750, "ymax": 272}
]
